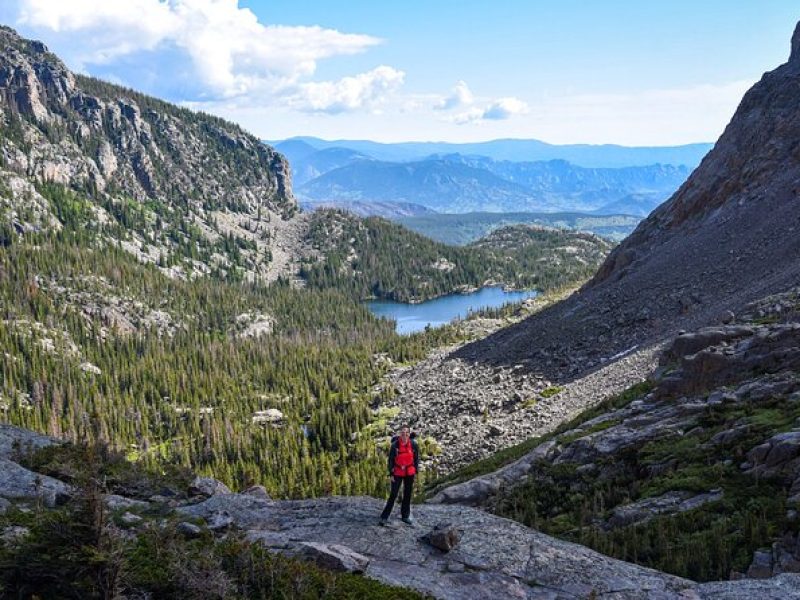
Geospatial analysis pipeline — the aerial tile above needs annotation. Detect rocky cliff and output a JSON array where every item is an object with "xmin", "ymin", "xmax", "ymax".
[
  {"xmin": 0, "ymin": 25, "xmax": 303, "ymax": 281},
  {"xmin": 592, "ymin": 21, "xmax": 800, "ymax": 287}
]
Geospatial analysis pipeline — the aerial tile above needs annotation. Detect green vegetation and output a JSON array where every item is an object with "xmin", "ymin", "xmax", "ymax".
[
  {"xmin": 0, "ymin": 443, "xmax": 426, "ymax": 599},
  {"xmin": 0, "ymin": 218, "xmax": 463, "ymax": 498},
  {"xmin": 301, "ymin": 210, "xmax": 611, "ymax": 302},
  {"xmin": 539, "ymin": 386, "xmax": 563, "ymax": 398},
  {"xmin": 493, "ymin": 387, "xmax": 800, "ymax": 581}
]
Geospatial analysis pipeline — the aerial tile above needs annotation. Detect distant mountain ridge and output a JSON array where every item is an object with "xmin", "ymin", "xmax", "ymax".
[
  {"xmin": 274, "ymin": 136, "xmax": 713, "ymax": 168},
  {"xmin": 294, "ymin": 154, "xmax": 690, "ymax": 215},
  {"xmin": 299, "ymin": 158, "xmax": 555, "ymax": 213},
  {"xmin": 397, "ymin": 211, "xmax": 642, "ymax": 244}
]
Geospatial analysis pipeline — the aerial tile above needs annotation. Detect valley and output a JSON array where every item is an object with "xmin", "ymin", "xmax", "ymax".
[{"xmin": 0, "ymin": 13, "xmax": 800, "ymax": 600}]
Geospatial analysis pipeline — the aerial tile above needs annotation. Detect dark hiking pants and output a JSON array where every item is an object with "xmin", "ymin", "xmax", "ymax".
[{"xmin": 381, "ymin": 474, "xmax": 414, "ymax": 520}]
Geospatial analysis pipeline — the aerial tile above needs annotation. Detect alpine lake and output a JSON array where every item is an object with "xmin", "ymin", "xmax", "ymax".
[{"xmin": 366, "ymin": 286, "xmax": 538, "ymax": 335}]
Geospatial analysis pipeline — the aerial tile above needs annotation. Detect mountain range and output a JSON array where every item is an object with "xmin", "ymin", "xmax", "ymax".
[
  {"xmin": 277, "ymin": 138, "xmax": 697, "ymax": 216},
  {"xmin": 275, "ymin": 136, "xmax": 713, "ymax": 167}
]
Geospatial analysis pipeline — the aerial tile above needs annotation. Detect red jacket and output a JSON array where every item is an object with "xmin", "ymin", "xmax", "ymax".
[{"xmin": 390, "ymin": 436, "xmax": 418, "ymax": 477}]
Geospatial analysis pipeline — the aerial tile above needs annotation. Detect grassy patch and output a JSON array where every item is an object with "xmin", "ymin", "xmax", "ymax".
[{"xmin": 539, "ymin": 386, "xmax": 563, "ymax": 398}]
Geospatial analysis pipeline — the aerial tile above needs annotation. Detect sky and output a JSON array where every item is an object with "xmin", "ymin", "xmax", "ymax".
[{"xmin": 0, "ymin": 1, "xmax": 798, "ymax": 145}]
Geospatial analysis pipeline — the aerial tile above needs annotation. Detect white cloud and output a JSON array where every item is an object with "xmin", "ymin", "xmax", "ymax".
[
  {"xmin": 189, "ymin": 79, "xmax": 748, "ymax": 145},
  {"xmin": 13, "ymin": 0, "xmax": 383, "ymax": 99},
  {"xmin": 434, "ymin": 80, "xmax": 473, "ymax": 110},
  {"xmin": 482, "ymin": 97, "xmax": 529, "ymax": 120},
  {"xmin": 288, "ymin": 66, "xmax": 405, "ymax": 114},
  {"xmin": 452, "ymin": 96, "xmax": 529, "ymax": 124}
]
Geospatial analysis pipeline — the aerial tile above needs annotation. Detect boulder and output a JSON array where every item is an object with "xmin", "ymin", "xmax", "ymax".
[
  {"xmin": 188, "ymin": 476, "xmax": 231, "ymax": 497},
  {"xmin": 297, "ymin": 542, "xmax": 370, "ymax": 574},
  {"xmin": 176, "ymin": 521, "xmax": 202, "ymax": 539},
  {"xmin": 104, "ymin": 494, "xmax": 148, "ymax": 511},
  {"xmin": 747, "ymin": 549, "xmax": 775, "ymax": 579},
  {"xmin": 0, "ymin": 525, "xmax": 30, "ymax": 546},
  {"xmin": 0, "ymin": 424, "xmax": 56, "ymax": 460},
  {"xmin": 424, "ymin": 522, "xmax": 461, "ymax": 552},
  {"xmin": 120, "ymin": 511, "xmax": 143, "ymax": 527},
  {"xmin": 243, "ymin": 485, "xmax": 270, "ymax": 499},
  {"xmin": 0, "ymin": 458, "xmax": 70, "ymax": 507},
  {"xmin": 252, "ymin": 408, "xmax": 284, "ymax": 425},
  {"xmin": 746, "ymin": 431, "xmax": 800, "ymax": 481}
]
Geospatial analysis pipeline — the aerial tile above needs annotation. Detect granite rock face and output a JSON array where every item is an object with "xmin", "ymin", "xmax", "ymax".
[
  {"xmin": 0, "ymin": 26, "xmax": 293, "ymax": 214},
  {"xmin": 0, "ymin": 457, "xmax": 70, "ymax": 507},
  {"xmin": 0, "ymin": 25, "xmax": 306, "ymax": 283},
  {"xmin": 178, "ymin": 493, "xmax": 800, "ymax": 599},
  {"xmin": 181, "ymin": 494, "xmax": 696, "ymax": 599}
]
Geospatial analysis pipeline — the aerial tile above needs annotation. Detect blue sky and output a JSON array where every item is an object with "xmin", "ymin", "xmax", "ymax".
[{"xmin": 1, "ymin": 1, "xmax": 798, "ymax": 145}]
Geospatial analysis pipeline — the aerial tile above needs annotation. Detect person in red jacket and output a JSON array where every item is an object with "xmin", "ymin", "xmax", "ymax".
[{"xmin": 379, "ymin": 424, "xmax": 420, "ymax": 525}]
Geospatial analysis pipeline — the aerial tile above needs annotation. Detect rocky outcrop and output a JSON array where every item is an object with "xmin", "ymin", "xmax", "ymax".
[
  {"xmin": 0, "ymin": 27, "xmax": 292, "ymax": 213},
  {"xmin": 745, "ymin": 431, "xmax": 800, "ymax": 501},
  {"xmin": 606, "ymin": 490, "xmax": 724, "ymax": 529},
  {"xmin": 0, "ymin": 423, "xmax": 57, "ymax": 459},
  {"xmin": 0, "ymin": 458, "xmax": 70, "ymax": 507},
  {"xmin": 0, "ymin": 26, "xmax": 305, "ymax": 282},
  {"xmin": 656, "ymin": 324, "xmax": 800, "ymax": 399},
  {"xmin": 0, "ymin": 425, "xmax": 68, "ymax": 507},
  {"xmin": 181, "ymin": 494, "xmax": 697, "ymax": 599},
  {"xmin": 188, "ymin": 476, "xmax": 232, "ymax": 497},
  {"xmin": 432, "ymin": 315, "xmax": 800, "ymax": 510},
  {"xmin": 427, "ymin": 302, "xmax": 800, "ymax": 591},
  {"xmin": 745, "ymin": 533, "xmax": 800, "ymax": 580},
  {"xmin": 174, "ymin": 492, "xmax": 800, "ymax": 599}
]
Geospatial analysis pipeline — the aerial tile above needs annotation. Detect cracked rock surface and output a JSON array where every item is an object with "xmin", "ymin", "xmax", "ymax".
[{"xmin": 179, "ymin": 494, "xmax": 800, "ymax": 599}]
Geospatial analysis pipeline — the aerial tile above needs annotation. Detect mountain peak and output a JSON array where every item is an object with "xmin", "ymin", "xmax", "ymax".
[{"xmin": 792, "ymin": 21, "xmax": 800, "ymax": 63}]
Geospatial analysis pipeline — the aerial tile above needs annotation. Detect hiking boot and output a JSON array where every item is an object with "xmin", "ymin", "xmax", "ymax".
[
  {"xmin": 401, "ymin": 517, "xmax": 415, "ymax": 526},
  {"xmin": 379, "ymin": 518, "xmax": 389, "ymax": 526}
]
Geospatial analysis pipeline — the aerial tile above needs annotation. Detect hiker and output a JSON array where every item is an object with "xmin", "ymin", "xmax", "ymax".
[{"xmin": 379, "ymin": 424, "xmax": 420, "ymax": 525}]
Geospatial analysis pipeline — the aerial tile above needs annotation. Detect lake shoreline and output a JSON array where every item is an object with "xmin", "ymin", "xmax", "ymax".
[{"xmin": 366, "ymin": 286, "xmax": 540, "ymax": 334}]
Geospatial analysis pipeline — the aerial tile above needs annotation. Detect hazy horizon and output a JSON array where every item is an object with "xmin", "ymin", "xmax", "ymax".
[{"xmin": 272, "ymin": 135, "xmax": 714, "ymax": 148}]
